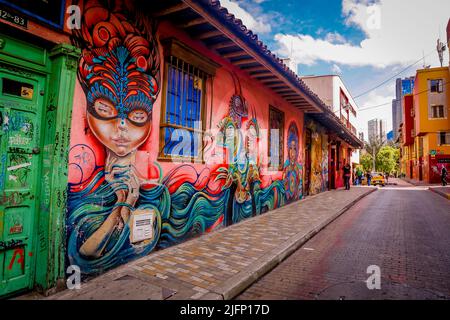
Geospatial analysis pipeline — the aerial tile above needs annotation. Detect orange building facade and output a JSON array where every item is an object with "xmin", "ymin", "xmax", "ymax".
[{"xmin": 401, "ymin": 66, "xmax": 450, "ymax": 183}]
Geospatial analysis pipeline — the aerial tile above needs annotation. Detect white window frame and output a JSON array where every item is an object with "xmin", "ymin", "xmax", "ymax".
[
  {"xmin": 430, "ymin": 105, "xmax": 445, "ymax": 119},
  {"xmin": 438, "ymin": 132, "xmax": 450, "ymax": 146},
  {"xmin": 430, "ymin": 79, "xmax": 444, "ymax": 93}
]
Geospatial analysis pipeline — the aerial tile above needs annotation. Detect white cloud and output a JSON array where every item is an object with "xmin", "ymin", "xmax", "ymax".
[
  {"xmin": 220, "ymin": 0, "xmax": 271, "ymax": 34},
  {"xmin": 276, "ymin": 0, "xmax": 450, "ymax": 68},
  {"xmin": 332, "ymin": 64, "xmax": 343, "ymax": 74},
  {"xmin": 325, "ymin": 32, "xmax": 348, "ymax": 44}
]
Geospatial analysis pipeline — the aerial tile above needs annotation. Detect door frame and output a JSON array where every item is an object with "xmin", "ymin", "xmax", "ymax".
[
  {"xmin": 0, "ymin": 32, "xmax": 79, "ymax": 296},
  {"xmin": 329, "ymin": 143, "xmax": 336, "ymax": 190},
  {"xmin": 0, "ymin": 64, "xmax": 47, "ymax": 296},
  {"xmin": 304, "ymin": 128, "xmax": 312, "ymax": 196}
]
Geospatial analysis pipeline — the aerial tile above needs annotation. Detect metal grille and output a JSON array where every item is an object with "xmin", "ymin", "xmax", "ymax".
[
  {"xmin": 268, "ymin": 106, "xmax": 285, "ymax": 170},
  {"xmin": 162, "ymin": 56, "xmax": 207, "ymax": 159}
]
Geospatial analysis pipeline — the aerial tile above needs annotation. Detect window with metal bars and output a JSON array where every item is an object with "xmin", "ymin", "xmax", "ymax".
[
  {"xmin": 160, "ymin": 56, "xmax": 208, "ymax": 160},
  {"xmin": 268, "ymin": 106, "xmax": 285, "ymax": 171}
]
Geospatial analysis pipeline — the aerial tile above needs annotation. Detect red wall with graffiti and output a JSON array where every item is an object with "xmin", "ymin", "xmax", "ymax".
[{"xmin": 66, "ymin": 0, "xmax": 306, "ymax": 275}]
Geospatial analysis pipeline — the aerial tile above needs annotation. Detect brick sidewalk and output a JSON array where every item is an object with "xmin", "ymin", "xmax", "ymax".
[{"xmin": 43, "ymin": 187, "xmax": 376, "ymax": 300}]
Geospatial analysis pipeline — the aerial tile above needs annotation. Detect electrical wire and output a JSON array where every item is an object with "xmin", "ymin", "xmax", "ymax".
[
  {"xmin": 353, "ymin": 42, "xmax": 448, "ymax": 100},
  {"xmin": 359, "ymin": 80, "xmax": 450, "ymax": 112}
]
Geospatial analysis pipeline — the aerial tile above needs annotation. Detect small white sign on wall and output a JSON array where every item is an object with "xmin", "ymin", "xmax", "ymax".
[{"xmin": 130, "ymin": 210, "xmax": 154, "ymax": 244}]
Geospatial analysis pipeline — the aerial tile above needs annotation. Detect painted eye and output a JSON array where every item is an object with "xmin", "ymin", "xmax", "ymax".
[
  {"xmin": 94, "ymin": 99, "xmax": 117, "ymax": 118},
  {"xmin": 128, "ymin": 109, "xmax": 149, "ymax": 124}
]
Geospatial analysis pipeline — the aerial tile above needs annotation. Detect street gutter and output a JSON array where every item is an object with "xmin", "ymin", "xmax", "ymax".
[{"xmin": 429, "ymin": 188, "xmax": 450, "ymax": 200}]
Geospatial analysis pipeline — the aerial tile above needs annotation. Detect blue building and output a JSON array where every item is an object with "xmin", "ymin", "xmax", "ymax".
[{"xmin": 387, "ymin": 130, "xmax": 394, "ymax": 141}]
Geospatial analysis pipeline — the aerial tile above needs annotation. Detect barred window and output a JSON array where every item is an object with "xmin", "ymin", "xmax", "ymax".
[
  {"xmin": 160, "ymin": 56, "xmax": 208, "ymax": 160},
  {"xmin": 268, "ymin": 106, "xmax": 285, "ymax": 170}
]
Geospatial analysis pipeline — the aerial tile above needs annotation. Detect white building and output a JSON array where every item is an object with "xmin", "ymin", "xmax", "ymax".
[
  {"xmin": 302, "ymin": 75, "xmax": 360, "ymax": 164},
  {"xmin": 368, "ymin": 118, "xmax": 387, "ymax": 142}
]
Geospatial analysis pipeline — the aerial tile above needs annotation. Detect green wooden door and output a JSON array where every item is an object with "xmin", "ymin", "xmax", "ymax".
[{"xmin": 0, "ymin": 65, "xmax": 44, "ymax": 296}]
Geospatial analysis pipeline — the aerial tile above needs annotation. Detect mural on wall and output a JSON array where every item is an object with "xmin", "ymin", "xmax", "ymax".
[
  {"xmin": 67, "ymin": 0, "xmax": 228, "ymax": 274},
  {"xmin": 282, "ymin": 122, "xmax": 303, "ymax": 203},
  {"xmin": 216, "ymin": 75, "xmax": 285, "ymax": 226},
  {"xmin": 67, "ymin": 0, "xmax": 298, "ymax": 275},
  {"xmin": 430, "ymin": 156, "xmax": 450, "ymax": 183},
  {"xmin": 306, "ymin": 120, "xmax": 328, "ymax": 195},
  {"xmin": 321, "ymin": 133, "xmax": 329, "ymax": 191}
]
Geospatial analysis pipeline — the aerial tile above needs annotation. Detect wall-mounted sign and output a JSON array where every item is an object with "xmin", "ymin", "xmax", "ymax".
[
  {"xmin": 438, "ymin": 158, "xmax": 450, "ymax": 164},
  {"xmin": 0, "ymin": 6, "xmax": 27, "ymax": 28},
  {"xmin": 0, "ymin": 0, "xmax": 65, "ymax": 29},
  {"xmin": 130, "ymin": 210, "xmax": 154, "ymax": 244}
]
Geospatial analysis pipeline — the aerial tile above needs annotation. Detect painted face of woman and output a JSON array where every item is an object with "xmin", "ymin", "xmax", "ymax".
[{"xmin": 87, "ymin": 98, "xmax": 151, "ymax": 157}]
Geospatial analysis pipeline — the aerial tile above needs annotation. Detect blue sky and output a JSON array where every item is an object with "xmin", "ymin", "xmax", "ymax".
[{"xmin": 221, "ymin": 0, "xmax": 450, "ymax": 138}]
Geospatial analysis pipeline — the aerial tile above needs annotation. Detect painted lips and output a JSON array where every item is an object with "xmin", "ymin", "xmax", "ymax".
[{"xmin": 112, "ymin": 137, "xmax": 131, "ymax": 146}]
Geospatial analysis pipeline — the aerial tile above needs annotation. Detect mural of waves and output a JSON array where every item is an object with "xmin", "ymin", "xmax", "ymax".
[
  {"xmin": 158, "ymin": 185, "xmax": 228, "ymax": 247},
  {"xmin": 256, "ymin": 180, "xmax": 286, "ymax": 214},
  {"xmin": 232, "ymin": 180, "xmax": 286, "ymax": 223},
  {"xmin": 67, "ymin": 165, "xmax": 287, "ymax": 275},
  {"xmin": 66, "ymin": 169, "xmax": 168, "ymax": 274},
  {"xmin": 67, "ymin": 165, "xmax": 229, "ymax": 274}
]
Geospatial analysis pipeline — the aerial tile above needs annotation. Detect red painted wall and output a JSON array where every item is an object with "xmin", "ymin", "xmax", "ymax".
[
  {"xmin": 429, "ymin": 155, "xmax": 450, "ymax": 183},
  {"xmin": 402, "ymin": 95, "xmax": 414, "ymax": 146},
  {"xmin": 66, "ymin": 0, "xmax": 306, "ymax": 275}
]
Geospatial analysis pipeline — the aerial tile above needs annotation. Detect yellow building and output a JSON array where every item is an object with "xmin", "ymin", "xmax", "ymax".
[{"xmin": 411, "ymin": 67, "xmax": 450, "ymax": 183}]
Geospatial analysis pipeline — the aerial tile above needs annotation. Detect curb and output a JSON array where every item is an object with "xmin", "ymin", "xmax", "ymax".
[
  {"xmin": 429, "ymin": 188, "xmax": 450, "ymax": 200},
  {"xmin": 199, "ymin": 187, "xmax": 378, "ymax": 300}
]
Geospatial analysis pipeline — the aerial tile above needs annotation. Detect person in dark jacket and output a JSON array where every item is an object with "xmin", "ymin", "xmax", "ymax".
[
  {"xmin": 343, "ymin": 162, "xmax": 352, "ymax": 190},
  {"xmin": 442, "ymin": 166, "xmax": 448, "ymax": 186},
  {"xmin": 366, "ymin": 172, "xmax": 372, "ymax": 186}
]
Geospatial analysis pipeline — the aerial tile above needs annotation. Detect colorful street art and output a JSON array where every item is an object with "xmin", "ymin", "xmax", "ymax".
[
  {"xmin": 321, "ymin": 133, "xmax": 329, "ymax": 191},
  {"xmin": 306, "ymin": 120, "xmax": 328, "ymax": 195},
  {"xmin": 283, "ymin": 122, "xmax": 303, "ymax": 203},
  {"xmin": 66, "ymin": 0, "xmax": 298, "ymax": 275}
]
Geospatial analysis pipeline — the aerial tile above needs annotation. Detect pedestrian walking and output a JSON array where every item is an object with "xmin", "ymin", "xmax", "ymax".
[
  {"xmin": 357, "ymin": 167, "xmax": 363, "ymax": 186},
  {"xmin": 343, "ymin": 162, "xmax": 351, "ymax": 190},
  {"xmin": 366, "ymin": 171, "xmax": 372, "ymax": 186},
  {"xmin": 442, "ymin": 166, "xmax": 448, "ymax": 186}
]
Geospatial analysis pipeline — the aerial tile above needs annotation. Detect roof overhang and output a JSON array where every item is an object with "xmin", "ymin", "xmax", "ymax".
[{"xmin": 148, "ymin": 0, "xmax": 363, "ymax": 148}]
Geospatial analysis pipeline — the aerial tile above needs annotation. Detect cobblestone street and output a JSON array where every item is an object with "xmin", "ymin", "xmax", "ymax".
[{"xmin": 237, "ymin": 180, "xmax": 450, "ymax": 300}]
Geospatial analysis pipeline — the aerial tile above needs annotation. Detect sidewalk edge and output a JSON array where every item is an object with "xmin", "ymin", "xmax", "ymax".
[
  {"xmin": 429, "ymin": 188, "xmax": 450, "ymax": 200},
  {"xmin": 199, "ymin": 187, "xmax": 378, "ymax": 300}
]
